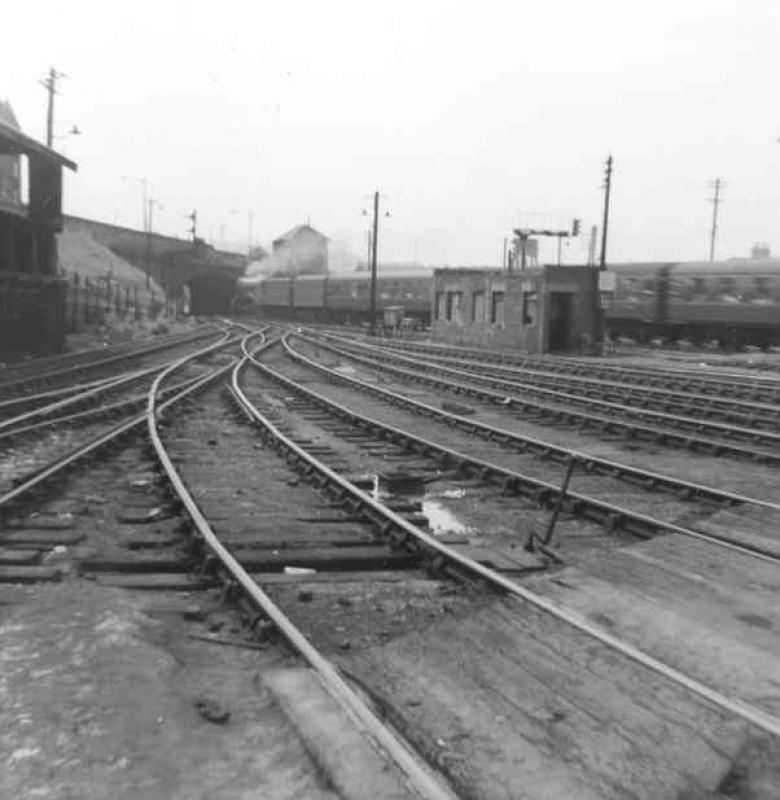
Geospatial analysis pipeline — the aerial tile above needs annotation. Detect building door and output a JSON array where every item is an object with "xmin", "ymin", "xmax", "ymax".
[{"xmin": 548, "ymin": 292, "xmax": 573, "ymax": 351}]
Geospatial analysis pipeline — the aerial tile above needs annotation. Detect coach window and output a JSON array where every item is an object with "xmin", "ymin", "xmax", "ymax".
[
  {"xmin": 490, "ymin": 291, "xmax": 505, "ymax": 325},
  {"xmin": 692, "ymin": 277, "xmax": 706, "ymax": 296},
  {"xmin": 472, "ymin": 290, "xmax": 485, "ymax": 322},
  {"xmin": 754, "ymin": 277, "xmax": 771, "ymax": 299},
  {"xmin": 522, "ymin": 291, "xmax": 538, "ymax": 325},
  {"xmin": 718, "ymin": 276, "xmax": 736, "ymax": 297}
]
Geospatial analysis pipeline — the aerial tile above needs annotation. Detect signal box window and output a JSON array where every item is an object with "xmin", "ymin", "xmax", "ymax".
[
  {"xmin": 472, "ymin": 290, "xmax": 485, "ymax": 322},
  {"xmin": 490, "ymin": 291, "xmax": 505, "ymax": 325},
  {"xmin": 446, "ymin": 291, "xmax": 463, "ymax": 322},
  {"xmin": 522, "ymin": 291, "xmax": 538, "ymax": 326},
  {"xmin": 435, "ymin": 292, "xmax": 446, "ymax": 320}
]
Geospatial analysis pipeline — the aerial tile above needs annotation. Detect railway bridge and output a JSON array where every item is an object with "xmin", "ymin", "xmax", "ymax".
[{"xmin": 64, "ymin": 215, "xmax": 247, "ymax": 314}]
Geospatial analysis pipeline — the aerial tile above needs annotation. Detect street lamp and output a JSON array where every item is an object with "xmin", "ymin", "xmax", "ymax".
[{"xmin": 362, "ymin": 191, "xmax": 391, "ymax": 336}]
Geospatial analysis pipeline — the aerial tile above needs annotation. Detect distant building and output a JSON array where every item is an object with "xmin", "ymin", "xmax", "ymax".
[
  {"xmin": 0, "ymin": 99, "xmax": 21, "ymax": 204},
  {"xmin": 271, "ymin": 223, "xmax": 328, "ymax": 275},
  {"xmin": 751, "ymin": 242, "xmax": 771, "ymax": 259}
]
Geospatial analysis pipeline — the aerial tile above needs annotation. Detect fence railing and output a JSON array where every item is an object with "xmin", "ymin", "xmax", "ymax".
[{"xmin": 65, "ymin": 274, "xmax": 181, "ymax": 332}]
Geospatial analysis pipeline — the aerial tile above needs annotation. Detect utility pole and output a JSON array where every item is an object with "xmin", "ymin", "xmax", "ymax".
[
  {"xmin": 708, "ymin": 178, "xmax": 723, "ymax": 263},
  {"xmin": 369, "ymin": 190, "xmax": 379, "ymax": 336},
  {"xmin": 593, "ymin": 155, "xmax": 614, "ymax": 350},
  {"xmin": 187, "ymin": 209, "xmax": 198, "ymax": 241},
  {"xmin": 587, "ymin": 225, "xmax": 598, "ymax": 266},
  {"xmin": 40, "ymin": 67, "xmax": 65, "ymax": 148},
  {"xmin": 599, "ymin": 155, "xmax": 613, "ymax": 270}
]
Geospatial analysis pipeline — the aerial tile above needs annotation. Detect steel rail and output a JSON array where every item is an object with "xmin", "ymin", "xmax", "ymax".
[
  {"xmin": 0, "ymin": 336, "xmax": 241, "ymax": 514},
  {"xmin": 270, "ymin": 336, "xmax": 780, "ymax": 564},
  {"xmin": 0, "ymin": 372, "xmax": 138, "ymax": 417},
  {"xmin": 0, "ymin": 333, "xmax": 237, "ymax": 435},
  {"xmin": 240, "ymin": 339, "xmax": 780, "ymax": 739},
  {"xmin": 0, "ymin": 373, "xmax": 209, "ymax": 445},
  {"xmin": 0, "ymin": 326, "xmax": 221, "ymax": 399},
  {"xmin": 309, "ymin": 334, "xmax": 780, "ymax": 464},
  {"xmin": 320, "ymin": 335, "xmax": 780, "ymax": 448},
  {"xmin": 358, "ymin": 336, "xmax": 780, "ymax": 402},
  {"xmin": 147, "ymin": 333, "xmax": 458, "ymax": 800},
  {"xmin": 0, "ymin": 330, "xmax": 206, "ymax": 383},
  {"xmin": 289, "ymin": 333, "xmax": 780, "ymax": 512},
  {"xmin": 357, "ymin": 346, "xmax": 780, "ymax": 429},
  {"xmin": 0, "ymin": 367, "xmax": 160, "ymax": 435}
]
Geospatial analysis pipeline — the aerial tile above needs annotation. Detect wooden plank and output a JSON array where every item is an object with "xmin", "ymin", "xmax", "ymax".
[
  {"xmin": 0, "ymin": 530, "xmax": 84, "ymax": 546},
  {"xmin": 0, "ymin": 566, "xmax": 62, "ymax": 583},
  {"xmin": 521, "ymin": 567, "xmax": 780, "ymax": 713},
  {"xmin": 255, "ymin": 570, "xmax": 434, "ymax": 585},
  {"xmin": 228, "ymin": 545, "xmax": 422, "ymax": 572},
  {"xmin": 94, "ymin": 573, "xmax": 215, "ymax": 590},
  {"xmin": 345, "ymin": 602, "xmax": 750, "ymax": 800},
  {"xmin": 446, "ymin": 543, "xmax": 546, "ymax": 572},
  {"xmin": 0, "ymin": 548, "xmax": 43, "ymax": 565}
]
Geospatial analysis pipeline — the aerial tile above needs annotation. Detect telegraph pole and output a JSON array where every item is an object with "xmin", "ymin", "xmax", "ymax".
[
  {"xmin": 708, "ymin": 178, "xmax": 723, "ymax": 263},
  {"xmin": 599, "ymin": 155, "xmax": 613, "ymax": 270},
  {"xmin": 369, "ymin": 190, "xmax": 379, "ymax": 336},
  {"xmin": 40, "ymin": 67, "xmax": 65, "ymax": 148}
]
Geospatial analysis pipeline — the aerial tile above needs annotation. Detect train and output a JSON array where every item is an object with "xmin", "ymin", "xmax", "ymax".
[
  {"xmin": 236, "ymin": 269, "xmax": 434, "ymax": 326},
  {"xmin": 237, "ymin": 258, "xmax": 780, "ymax": 348},
  {"xmin": 607, "ymin": 258, "xmax": 780, "ymax": 348}
]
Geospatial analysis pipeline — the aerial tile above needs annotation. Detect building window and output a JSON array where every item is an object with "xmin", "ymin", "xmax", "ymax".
[
  {"xmin": 446, "ymin": 291, "xmax": 463, "ymax": 322},
  {"xmin": 435, "ymin": 291, "xmax": 446, "ymax": 320},
  {"xmin": 472, "ymin": 290, "xmax": 485, "ymax": 322},
  {"xmin": 522, "ymin": 291, "xmax": 538, "ymax": 325},
  {"xmin": 490, "ymin": 291, "xmax": 505, "ymax": 325}
]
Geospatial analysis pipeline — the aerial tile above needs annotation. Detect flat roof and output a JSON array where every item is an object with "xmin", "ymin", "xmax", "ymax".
[{"xmin": 0, "ymin": 120, "xmax": 77, "ymax": 171}]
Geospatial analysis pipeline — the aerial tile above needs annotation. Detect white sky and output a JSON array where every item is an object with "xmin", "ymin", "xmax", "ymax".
[{"xmin": 5, "ymin": 0, "xmax": 780, "ymax": 265}]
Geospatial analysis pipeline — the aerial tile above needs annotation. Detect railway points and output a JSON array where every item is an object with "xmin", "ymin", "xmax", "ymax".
[{"xmin": 3, "ymin": 322, "xmax": 780, "ymax": 798}]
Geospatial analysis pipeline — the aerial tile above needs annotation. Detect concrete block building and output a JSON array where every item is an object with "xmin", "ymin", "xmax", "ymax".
[{"xmin": 432, "ymin": 265, "xmax": 598, "ymax": 353}]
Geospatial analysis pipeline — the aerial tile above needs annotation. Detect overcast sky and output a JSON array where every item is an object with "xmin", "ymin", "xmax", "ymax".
[{"xmin": 5, "ymin": 0, "xmax": 780, "ymax": 265}]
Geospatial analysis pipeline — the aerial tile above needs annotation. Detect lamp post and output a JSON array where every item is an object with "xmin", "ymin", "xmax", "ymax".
[{"xmin": 363, "ymin": 191, "xmax": 390, "ymax": 336}]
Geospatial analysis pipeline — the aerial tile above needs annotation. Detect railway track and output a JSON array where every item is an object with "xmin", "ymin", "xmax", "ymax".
[
  {"xmin": 0, "ymin": 325, "xmax": 222, "ymax": 406},
  {"xmin": 345, "ymin": 344, "xmax": 780, "ymax": 430},
  {"xmin": 4, "ymin": 324, "xmax": 780, "ymax": 797},
  {"xmin": 308, "ymin": 331, "xmax": 780, "ymax": 465},
  {"xmin": 365, "ymin": 335, "xmax": 780, "ymax": 403}
]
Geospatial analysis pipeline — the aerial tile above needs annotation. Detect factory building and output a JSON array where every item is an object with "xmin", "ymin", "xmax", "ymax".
[{"xmin": 432, "ymin": 265, "xmax": 598, "ymax": 353}]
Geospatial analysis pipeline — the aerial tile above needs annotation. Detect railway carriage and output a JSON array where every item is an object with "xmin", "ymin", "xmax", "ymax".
[
  {"xmin": 239, "ymin": 256, "xmax": 780, "ymax": 348},
  {"xmin": 606, "ymin": 258, "xmax": 780, "ymax": 347}
]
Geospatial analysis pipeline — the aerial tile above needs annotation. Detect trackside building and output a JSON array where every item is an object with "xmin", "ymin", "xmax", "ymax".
[{"xmin": 432, "ymin": 266, "xmax": 599, "ymax": 353}]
